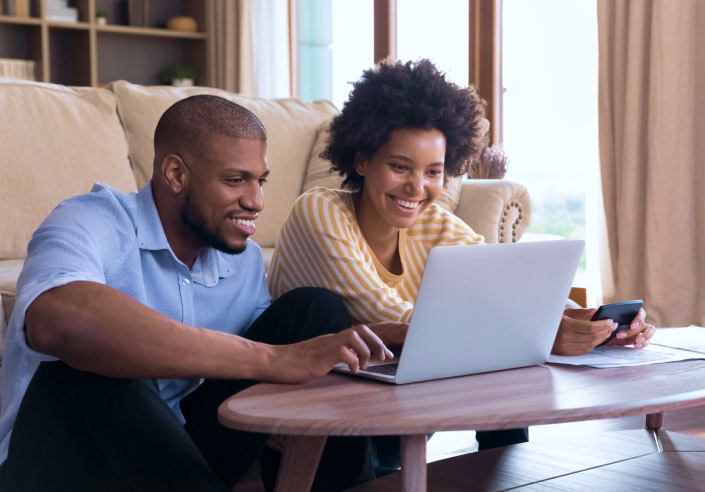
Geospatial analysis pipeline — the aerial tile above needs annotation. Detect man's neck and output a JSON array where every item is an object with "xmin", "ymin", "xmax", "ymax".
[{"xmin": 152, "ymin": 183, "xmax": 204, "ymax": 270}]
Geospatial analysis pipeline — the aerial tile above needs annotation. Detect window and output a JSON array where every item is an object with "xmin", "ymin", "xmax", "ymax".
[
  {"xmin": 299, "ymin": 0, "xmax": 373, "ymax": 109},
  {"xmin": 501, "ymin": 0, "xmax": 601, "ymax": 303},
  {"xmin": 397, "ymin": 0, "xmax": 469, "ymax": 87}
]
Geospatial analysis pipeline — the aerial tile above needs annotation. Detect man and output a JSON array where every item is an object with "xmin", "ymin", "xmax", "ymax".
[{"xmin": 0, "ymin": 95, "xmax": 404, "ymax": 491}]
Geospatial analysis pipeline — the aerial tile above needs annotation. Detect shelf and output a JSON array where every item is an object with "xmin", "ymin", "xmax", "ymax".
[
  {"xmin": 97, "ymin": 33, "xmax": 205, "ymax": 86},
  {"xmin": 0, "ymin": 15, "xmax": 41, "ymax": 25},
  {"xmin": 49, "ymin": 28, "xmax": 91, "ymax": 86},
  {"xmin": 96, "ymin": 24, "xmax": 206, "ymax": 39},
  {"xmin": 0, "ymin": 22, "xmax": 42, "ymax": 80},
  {"xmin": 0, "ymin": 0, "xmax": 210, "ymax": 87},
  {"xmin": 46, "ymin": 21, "xmax": 91, "ymax": 30}
]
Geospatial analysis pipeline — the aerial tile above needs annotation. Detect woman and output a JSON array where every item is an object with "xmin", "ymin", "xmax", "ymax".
[
  {"xmin": 269, "ymin": 58, "xmax": 654, "ymax": 355},
  {"xmin": 269, "ymin": 59, "xmax": 483, "ymax": 324},
  {"xmin": 266, "ymin": 59, "xmax": 654, "ymax": 481}
]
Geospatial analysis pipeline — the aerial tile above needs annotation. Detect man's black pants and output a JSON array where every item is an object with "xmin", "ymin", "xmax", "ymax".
[{"xmin": 0, "ymin": 287, "xmax": 527, "ymax": 491}]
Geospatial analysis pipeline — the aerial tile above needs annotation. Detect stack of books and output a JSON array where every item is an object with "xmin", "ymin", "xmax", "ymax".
[
  {"xmin": 0, "ymin": 58, "xmax": 36, "ymax": 81},
  {"xmin": 46, "ymin": 0, "xmax": 78, "ymax": 22}
]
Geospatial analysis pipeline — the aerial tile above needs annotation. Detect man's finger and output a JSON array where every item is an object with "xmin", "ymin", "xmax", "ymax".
[
  {"xmin": 354, "ymin": 324, "xmax": 392, "ymax": 361},
  {"xmin": 344, "ymin": 330, "xmax": 373, "ymax": 370},
  {"xmin": 339, "ymin": 346, "xmax": 360, "ymax": 374}
]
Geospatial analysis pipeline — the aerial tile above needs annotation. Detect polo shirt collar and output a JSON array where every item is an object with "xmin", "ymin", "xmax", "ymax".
[
  {"xmin": 135, "ymin": 181, "xmax": 171, "ymax": 252},
  {"xmin": 134, "ymin": 181, "xmax": 237, "ymax": 284}
]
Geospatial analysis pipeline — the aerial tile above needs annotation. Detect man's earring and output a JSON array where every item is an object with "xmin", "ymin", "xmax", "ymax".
[{"xmin": 172, "ymin": 187, "xmax": 178, "ymax": 192}]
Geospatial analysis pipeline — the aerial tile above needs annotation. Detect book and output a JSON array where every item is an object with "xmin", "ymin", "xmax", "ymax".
[
  {"xmin": 14, "ymin": 0, "xmax": 28, "ymax": 17},
  {"xmin": 128, "ymin": 0, "xmax": 150, "ymax": 27},
  {"xmin": 0, "ymin": 58, "xmax": 36, "ymax": 81}
]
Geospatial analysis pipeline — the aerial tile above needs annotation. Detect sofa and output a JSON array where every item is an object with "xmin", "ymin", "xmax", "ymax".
[{"xmin": 0, "ymin": 78, "xmax": 532, "ymax": 372}]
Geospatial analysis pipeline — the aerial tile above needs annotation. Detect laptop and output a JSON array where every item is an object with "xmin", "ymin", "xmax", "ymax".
[{"xmin": 333, "ymin": 240, "xmax": 584, "ymax": 384}]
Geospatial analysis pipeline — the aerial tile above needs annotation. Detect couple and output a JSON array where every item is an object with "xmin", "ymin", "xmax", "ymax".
[{"xmin": 0, "ymin": 59, "xmax": 654, "ymax": 491}]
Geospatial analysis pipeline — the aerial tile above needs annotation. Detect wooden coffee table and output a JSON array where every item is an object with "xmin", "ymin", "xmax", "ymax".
[{"xmin": 218, "ymin": 360, "xmax": 705, "ymax": 492}]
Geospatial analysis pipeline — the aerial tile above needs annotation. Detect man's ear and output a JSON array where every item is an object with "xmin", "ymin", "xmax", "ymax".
[{"xmin": 161, "ymin": 154, "xmax": 189, "ymax": 193}]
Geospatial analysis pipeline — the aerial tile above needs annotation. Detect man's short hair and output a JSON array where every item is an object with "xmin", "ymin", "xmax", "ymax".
[{"xmin": 154, "ymin": 95, "xmax": 267, "ymax": 162}]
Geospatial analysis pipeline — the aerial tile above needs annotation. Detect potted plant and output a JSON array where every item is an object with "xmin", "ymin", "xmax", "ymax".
[
  {"xmin": 158, "ymin": 64, "xmax": 199, "ymax": 87},
  {"xmin": 95, "ymin": 8, "xmax": 108, "ymax": 25}
]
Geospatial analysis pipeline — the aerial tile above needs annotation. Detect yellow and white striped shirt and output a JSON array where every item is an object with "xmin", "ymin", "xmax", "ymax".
[{"xmin": 268, "ymin": 187, "xmax": 484, "ymax": 324}]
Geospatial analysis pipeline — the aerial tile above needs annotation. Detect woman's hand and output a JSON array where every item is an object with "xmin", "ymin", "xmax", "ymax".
[
  {"xmin": 552, "ymin": 308, "xmax": 615, "ymax": 356},
  {"xmin": 606, "ymin": 308, "xmax": 655, "ymax": 349}
]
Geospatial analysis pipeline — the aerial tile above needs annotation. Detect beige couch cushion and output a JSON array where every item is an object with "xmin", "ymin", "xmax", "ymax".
[
  {"xmin": 109, "ymin": 81, "xmax": 339, "ymax": 248},
  {"xmin": 302, "ymin": 119, "xmax": 462, "ymax": 212},
  {"xmin": 0, "ymin": 259, "xmax": 24, "ymax": 357},
  {"xmin": 0, "ymin": 80, "xmax": 138, "ymax": 260}
]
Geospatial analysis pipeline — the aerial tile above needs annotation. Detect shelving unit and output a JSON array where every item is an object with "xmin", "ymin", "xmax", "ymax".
[{"xmin": 0, "ymin": 0, "xmax": 210, "ymax": 87}]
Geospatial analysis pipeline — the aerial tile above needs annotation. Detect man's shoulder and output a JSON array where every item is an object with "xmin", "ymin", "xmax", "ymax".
[
  {"xmin": 53, "ymin": 183, "xmax": 137, "ymax": 225},
  {"xmin": 31, "ymin": 182, "xmax": 140, "ymax": 253}
]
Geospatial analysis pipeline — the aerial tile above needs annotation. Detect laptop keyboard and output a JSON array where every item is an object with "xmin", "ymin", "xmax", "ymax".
[{"xmin": 363, "ymin": 363, "xmax": 399, "ymax": 376}]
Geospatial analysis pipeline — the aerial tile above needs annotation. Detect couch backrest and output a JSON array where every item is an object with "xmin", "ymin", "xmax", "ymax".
[
  {"xmin": 109, "ymin": 81, "xmax": 339, "ymax": 249},
  {"xmin": 0, "ymin": 80, "xmax": 138, "ymax": 260}
]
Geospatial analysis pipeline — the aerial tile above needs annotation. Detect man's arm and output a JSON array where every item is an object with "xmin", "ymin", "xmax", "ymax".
[{"xmin": 25, "ymin": 281, "xmax": 394, "ymax": 383}]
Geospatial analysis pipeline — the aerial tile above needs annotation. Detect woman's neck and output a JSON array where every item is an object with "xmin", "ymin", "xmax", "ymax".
[{"xmin": 353, "ymin": 192, "xmax": 403, "ymax": 274}]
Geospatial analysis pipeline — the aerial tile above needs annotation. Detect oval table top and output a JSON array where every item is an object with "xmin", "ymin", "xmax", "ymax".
[{"xmin": 218, "ymin": 360, "xmax": 705, "ymax": 436}]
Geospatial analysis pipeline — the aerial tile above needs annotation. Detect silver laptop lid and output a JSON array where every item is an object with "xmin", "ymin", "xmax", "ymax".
[{"xmin": 394, "ymin": 240, "xmax": 584, "ymax": 384}]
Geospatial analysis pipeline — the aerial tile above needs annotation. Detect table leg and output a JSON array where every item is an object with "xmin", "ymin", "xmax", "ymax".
[
  {"xmin": 274, "ymin": 435, "xmax": 327, "ymax": 492},
  {"xmin": 400, "ymin": 434, "xmax": 427, "ymax": 492},
  {"xmin": 645, "ymin": 412, "xmax": 664, "ymax": 453},
  {"xmin": 645, "ymin": 412, "xmax": 664, "ymax": 430}
]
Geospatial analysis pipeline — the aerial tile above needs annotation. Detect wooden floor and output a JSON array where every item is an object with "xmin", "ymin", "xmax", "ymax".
[
  {"xmin": 347, "ymin": 430, "xmax": 705, "ymax": 492},
  {"xmin": 232, "ymin": 404, "xmax": 705, "ymax": 491}
]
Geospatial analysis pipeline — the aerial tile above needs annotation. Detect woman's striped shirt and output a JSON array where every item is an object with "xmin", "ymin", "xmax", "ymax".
[{"xmin": 268, "ymin": 187, "xmax": 484, "ymax": 324}]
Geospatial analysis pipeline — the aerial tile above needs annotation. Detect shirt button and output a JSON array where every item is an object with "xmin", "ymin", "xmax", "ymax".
[{"xmin": 182, "ymin": 278, "xmax": 190, "ymax": 286}]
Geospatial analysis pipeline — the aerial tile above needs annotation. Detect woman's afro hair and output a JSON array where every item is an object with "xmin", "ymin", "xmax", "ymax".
[{"xmin": 322, "ymin": 58, "xmax": 486, "ymax": 191}]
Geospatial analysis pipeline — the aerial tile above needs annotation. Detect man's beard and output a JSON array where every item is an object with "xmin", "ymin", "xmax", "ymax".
[{"xmin": 181, "ymin": 192, "xmax": 247, "ymax": 255}]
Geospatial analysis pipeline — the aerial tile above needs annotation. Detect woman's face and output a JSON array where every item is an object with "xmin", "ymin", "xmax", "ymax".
[{"xmin": 355, "ymin": 127, "xmax": 446, "ymax": 231}]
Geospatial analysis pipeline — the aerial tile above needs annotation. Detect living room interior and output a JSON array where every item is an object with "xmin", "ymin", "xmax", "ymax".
[{"xmin": 1, "ymin": 0, "xmax": 705, "ymax": 490}]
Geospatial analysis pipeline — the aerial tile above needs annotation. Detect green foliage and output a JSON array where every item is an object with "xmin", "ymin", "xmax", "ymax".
[
  {"xmin": 158, "ymin": 64, "xmax": 199, "ymax": 85},
  {"xmin": 528, "ymin": 193, "xmax": 587, "ymax": 271}
]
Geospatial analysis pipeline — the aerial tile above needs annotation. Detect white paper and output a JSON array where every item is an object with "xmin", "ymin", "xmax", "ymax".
[
  {"xmin": 650, "ymin": 325, "xmax": 705, "ymax": 354},
  {"xmin": 547, "ymin": 343, "xmax": 704, "ymax": 368}
]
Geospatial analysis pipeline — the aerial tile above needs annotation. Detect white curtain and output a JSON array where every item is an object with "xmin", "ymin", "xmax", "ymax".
[{"xmin": 251, "ymin": 0, "xmax": 292, "ymax": 98}]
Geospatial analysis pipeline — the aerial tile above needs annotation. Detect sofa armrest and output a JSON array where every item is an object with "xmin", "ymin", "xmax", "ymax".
[{"xmin": 453, "ymin": 179, "xmax": 532, "ymax": 244}]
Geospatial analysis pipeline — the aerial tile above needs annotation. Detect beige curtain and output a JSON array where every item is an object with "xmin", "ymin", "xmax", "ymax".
[
  {"xmin": 206, "ymin": 0, "xmax": 255, "ymax": 94},
  {"xmin": 598, "ymin": 0, "xmax": 705, "ymax": 326}
]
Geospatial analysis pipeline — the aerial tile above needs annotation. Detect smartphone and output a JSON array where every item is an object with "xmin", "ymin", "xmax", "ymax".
[{"xmin": 593, "ymin": 300, "xmax": 643, "ymax": 347}]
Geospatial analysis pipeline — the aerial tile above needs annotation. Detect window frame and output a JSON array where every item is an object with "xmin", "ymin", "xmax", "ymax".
[{"xmin": 290, "ymin": 0, "xmax": 499, "ymax": 144}]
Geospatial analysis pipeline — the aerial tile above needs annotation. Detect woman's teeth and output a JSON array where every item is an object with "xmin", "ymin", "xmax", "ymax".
[{"xmin": 393, "ymin": 198, "xmax": 420, "ymax": 209}]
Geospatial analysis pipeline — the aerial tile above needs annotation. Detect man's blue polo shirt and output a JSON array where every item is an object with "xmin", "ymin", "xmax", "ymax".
[{"xmin": 0, "ymin": 182, "xmax": 271, "ymax": 463}]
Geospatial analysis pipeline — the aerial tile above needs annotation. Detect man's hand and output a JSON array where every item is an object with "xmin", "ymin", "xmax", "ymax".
[
  {"xmin": 367, "ymin": 321, "xmax": 409, "ymax": 348},
  {"xmin": 605, "ymin": 308, "xmax": 655, "ymax": 349},
  {"xmin": 552, "ymin": 308, "xmax": 616, "ymax": 356},
  {"xmin": 265, "ymin": 324, "xmax": 396, "ymax": 384}
]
